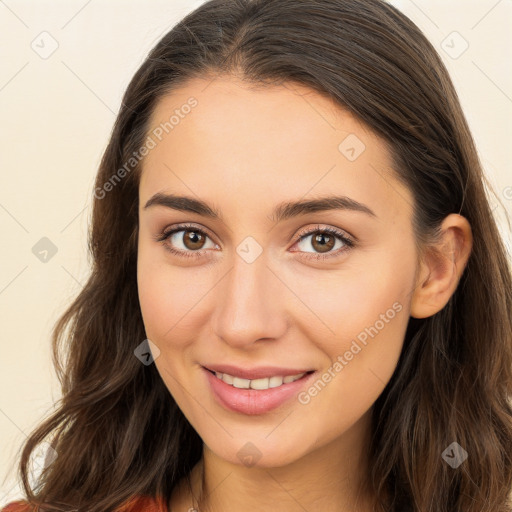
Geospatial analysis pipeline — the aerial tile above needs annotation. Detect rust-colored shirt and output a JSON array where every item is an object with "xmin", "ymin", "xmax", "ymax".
[{"xmin": 1, "ymin": 495, "xmax": 169, "ymax": 512}]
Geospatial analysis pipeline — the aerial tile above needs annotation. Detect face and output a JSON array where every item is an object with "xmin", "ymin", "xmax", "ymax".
[{"xmin": 137, "ymin": 76, "xmax": 418, "ymax": 468}]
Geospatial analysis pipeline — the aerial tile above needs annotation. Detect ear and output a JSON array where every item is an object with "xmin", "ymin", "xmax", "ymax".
[{"xmin": 410, "ymin": 214, "xmax": 473, "ymax": 319}]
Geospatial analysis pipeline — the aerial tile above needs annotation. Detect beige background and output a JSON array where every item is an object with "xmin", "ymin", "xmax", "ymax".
[{"xmin": 1, "ymin": 0, "xmax": 511, "ymax": 505}]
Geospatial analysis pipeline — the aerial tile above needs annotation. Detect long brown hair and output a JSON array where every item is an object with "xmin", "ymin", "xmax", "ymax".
[{"xmin": 11, "ymin": 0, "xmax": 512, "ymax": 510}]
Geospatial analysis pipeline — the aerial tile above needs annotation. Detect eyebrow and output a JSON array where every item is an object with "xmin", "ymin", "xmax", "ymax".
[{"xmin": 143, "ymin": 192, "xmax": 376, "ymax": 222}]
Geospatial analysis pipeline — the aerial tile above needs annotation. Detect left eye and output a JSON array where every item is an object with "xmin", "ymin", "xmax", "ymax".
[{"xmin": 292, "ymin": 227, "xmax": 353, "ymax": 259}]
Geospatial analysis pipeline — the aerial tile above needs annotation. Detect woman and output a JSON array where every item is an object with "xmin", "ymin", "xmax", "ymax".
[{"xmin": 3, "ymin": 0, "xmax": 512, "ymax": 511}]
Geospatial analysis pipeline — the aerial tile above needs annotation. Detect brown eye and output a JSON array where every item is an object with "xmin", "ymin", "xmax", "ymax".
[
  {"xmin": 182, "ymin": 230, "xmax": 207, "ymax": 250},
  {"xmin": 158, "ymin": 224, "xmax": 217, "ymax": 259},
  {"xmin": 293, "ymin": 226, "xmax": 354, "ymax": 261},
  {"xmin": 310, "ymin": 232, "xmax": 336, "ymax": 253}
]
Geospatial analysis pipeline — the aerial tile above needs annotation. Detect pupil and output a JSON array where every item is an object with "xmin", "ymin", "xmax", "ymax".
[
  {"xmin": 184, "ymin": 231, "xmax": 204, "ymax": 249},
  {"xmin": 314, "ymin": 233, "xmax": 334, "ymax": 253}
]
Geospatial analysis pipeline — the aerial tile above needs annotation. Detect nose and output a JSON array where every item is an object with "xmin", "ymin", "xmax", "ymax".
[{"xmin": 211, "ymin": 249, "xmax": 288, "ymax": 349}]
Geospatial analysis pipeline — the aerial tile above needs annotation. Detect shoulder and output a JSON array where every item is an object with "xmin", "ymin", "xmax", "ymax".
[
  {"xmin": 117, "ymin": 495, "xmax": 168, "ymax": 511},
  {"xmin": 1, "ymin": 496, "xmax": 167, "ymax": 512},
  {"xmin": 1, "ymin": 501, "xmax": 33, "ymax": 512}
]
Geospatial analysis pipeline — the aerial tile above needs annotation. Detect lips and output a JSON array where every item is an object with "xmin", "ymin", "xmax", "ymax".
[
  {"xmin": 212, "ymin": 370, "xmax": 307, "ymax": 390},
  {"xmin": 202, "ymin": 366, "xmax": 317, "ymax": 415},
  {"xmin": 202, "ymin": 363, "xmax": 315, "ymax": 380}
]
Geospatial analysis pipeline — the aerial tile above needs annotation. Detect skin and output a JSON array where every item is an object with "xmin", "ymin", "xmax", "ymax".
[{"xmin": 136, "ymin": 75, "xmax": 472, "ymax": 512}]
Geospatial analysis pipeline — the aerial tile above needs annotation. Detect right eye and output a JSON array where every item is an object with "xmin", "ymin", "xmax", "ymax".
[{"xmin": 157, "ymin": 224, "xmax": 219, "ymax": 259}]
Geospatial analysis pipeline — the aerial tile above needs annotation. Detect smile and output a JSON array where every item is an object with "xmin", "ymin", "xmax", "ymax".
[
  {"xmin": 212, "ymin": 370, "xmax": 307, "ymax": 390},
  {"xmin": 203, "ymin": 367, "xmax": 316, "ymax": 415}
]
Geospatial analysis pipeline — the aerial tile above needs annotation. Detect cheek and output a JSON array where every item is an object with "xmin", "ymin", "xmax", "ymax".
[
  {"xmin": 136, "ymin": 253, "xmax": 200, "ymax": 404},
  {"xmin": 137, "ymin": 247, "xmax": 214, "ymax": 347},
  {"xmin": 288, "ymin": 250, "xmax": 413, "ymax": 354},
  {"xmin": 137, "ymin": 241, "xmax": 178, "ymax": 342},
  {"xmin": 138, "ymin": 269, "xmax": 182, "ymax": 345},
  {"xmin": 303, "ymin": 278, "xmax": 408, "ymax": 394},
  {"xmin": 291, "ymin": 248, "xmax": 414, "ymax": 427},
  {"xmin": 287, "ymin": 253, "xmax": 413, "ymax": 430}
]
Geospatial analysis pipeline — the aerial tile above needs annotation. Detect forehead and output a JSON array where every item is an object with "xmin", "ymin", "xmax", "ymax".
[{"xmin": 140, "ymin": 76, "xmax": 414, "ymax": 224}]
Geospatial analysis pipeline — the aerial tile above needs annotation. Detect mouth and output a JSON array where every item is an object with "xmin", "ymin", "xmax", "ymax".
[
  {"xmin": 202, "ymin": 366, "xmax": 317, "ymax": 415},
  {"xmin": 205, "ymin": 368, "xmax": 315, "ymax": 390}
]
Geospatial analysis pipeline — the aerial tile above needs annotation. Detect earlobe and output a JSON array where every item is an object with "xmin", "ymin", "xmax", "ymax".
[{"xmin": 410, "ymin": 214, "xmax": 473, "ymax": 319}]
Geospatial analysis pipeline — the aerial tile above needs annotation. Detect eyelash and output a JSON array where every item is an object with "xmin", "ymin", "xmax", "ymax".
[{"xmin": 155, "ymin": 223, "xmax": 355, "ymax": 261}]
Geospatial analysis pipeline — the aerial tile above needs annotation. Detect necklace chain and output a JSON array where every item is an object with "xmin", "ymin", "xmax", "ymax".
[{"xmin": 186, "ymin": 458, "xmax": 205, "ymax": 512}]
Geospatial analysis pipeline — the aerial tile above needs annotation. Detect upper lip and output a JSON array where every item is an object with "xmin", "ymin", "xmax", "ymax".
[{"xmin": 203, "ymin": 364, "xmax": 315, "ymax": 380}]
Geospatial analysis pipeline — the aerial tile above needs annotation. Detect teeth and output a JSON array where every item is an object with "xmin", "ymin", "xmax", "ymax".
[
  {"xmin": 213, "ymin": 371, "xmax": 306, "ymax": 390},
  {"xmin": 222, "ymin": 373, "xmax": 234, "ymax": 385},
  {"xmin": 269, "ymin": 376, "xmax": 283, "ymax": 388},
  {"xmin": 233, "ymin": 377, "xmax": 250, "ymax": 389}
]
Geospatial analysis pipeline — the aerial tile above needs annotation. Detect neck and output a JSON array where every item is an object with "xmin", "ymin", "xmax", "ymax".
[{"xmin": 175, "ymin": 410, "xmax": 375, "ymax": 512}]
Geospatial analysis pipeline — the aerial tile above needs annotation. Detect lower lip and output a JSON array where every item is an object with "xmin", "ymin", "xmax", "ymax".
[{"xmin": 203, "ymin": 367, "xmax": 316, "ymax": 415}]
